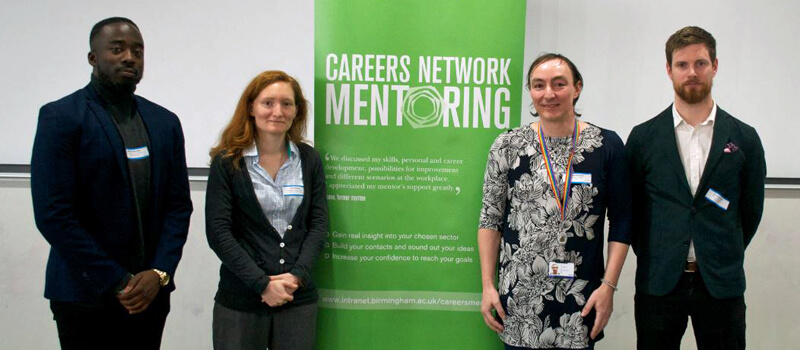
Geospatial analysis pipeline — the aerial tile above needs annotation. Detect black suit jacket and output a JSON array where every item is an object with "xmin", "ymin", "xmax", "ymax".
[
  {"xmin": 31, "ymin": 84, "xmax": 193, "ymax": 302},
  {"xmin": 626, "ymin": 105, "xmax": 765, "ymax": 298}
]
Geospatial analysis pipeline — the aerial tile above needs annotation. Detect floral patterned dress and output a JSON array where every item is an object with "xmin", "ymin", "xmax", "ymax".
[{"xmin": 479, "ymin": 122, "xmax": 632, "ymax": 349}]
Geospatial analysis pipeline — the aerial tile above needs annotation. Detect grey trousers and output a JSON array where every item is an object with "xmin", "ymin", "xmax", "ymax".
[{"xmin": 213, "ymin": 301, "xmax": 318, "ymax": 350}]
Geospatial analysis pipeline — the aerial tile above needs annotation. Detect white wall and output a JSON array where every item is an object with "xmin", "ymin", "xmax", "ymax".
[
  {"xmin": 2, "ymin": 179, "xmax": 797, "ymax": 349},
  {"xmin": 2, "ymin": 0, "xmax": 800, "ymax": 176}
]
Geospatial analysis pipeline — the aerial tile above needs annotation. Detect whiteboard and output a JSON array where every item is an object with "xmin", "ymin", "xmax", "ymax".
[
  {"xmin": 520, "ymin": 0, "xmax": 800, "ymax": 178},
  {"xmin": 2, "ymin": 0, "xmax": 798, "ymax": 178},
  {"xmin": 0, "ymin": 0, "xmax": 314, "ymax": 168}
]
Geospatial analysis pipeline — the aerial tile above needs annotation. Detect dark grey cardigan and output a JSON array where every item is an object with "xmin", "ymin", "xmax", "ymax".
[{"xmin": 205, "ymin": 142, "xmax": 329, "ymax": 312}]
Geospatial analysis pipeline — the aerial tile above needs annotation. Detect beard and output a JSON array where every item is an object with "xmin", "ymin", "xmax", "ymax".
[
  {"xmin": 674, "ymin": 78, "xmax": 712, "ymax": 104},
  {"xmin": 95, "ymin": 64, "xmax": 141, "ymax": 94}
]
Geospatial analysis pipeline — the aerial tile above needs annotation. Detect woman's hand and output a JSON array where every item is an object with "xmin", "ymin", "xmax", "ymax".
[
  {"xmin": 480, "ymin": 287, "xmax": 506, "ymax": 332},
  {"xmin": 269, "ymin": 273, "xmax": 301, "ymax": 295},
  {"xmin": 581, "ymin": 283, "xmax": 615, "ymax": 339},
  {"xmin": 261, "ymin": 279, "xmax": 298, "ymax": 307}
]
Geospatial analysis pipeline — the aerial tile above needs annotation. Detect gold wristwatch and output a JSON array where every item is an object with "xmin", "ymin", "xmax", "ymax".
[{"xmin": 152, "ymin": 269, "xmax": 170, "ymax": 287}]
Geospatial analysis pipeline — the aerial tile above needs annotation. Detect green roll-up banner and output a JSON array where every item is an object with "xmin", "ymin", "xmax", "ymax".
[{"xmin": 314, "ymin": 1, "xmax": 526, "ymax": 348}]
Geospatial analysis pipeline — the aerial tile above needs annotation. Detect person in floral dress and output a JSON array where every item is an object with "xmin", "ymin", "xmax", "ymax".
[{"xmin": 478, "ymin": 53, "xmax": 632, "ymax": 350}]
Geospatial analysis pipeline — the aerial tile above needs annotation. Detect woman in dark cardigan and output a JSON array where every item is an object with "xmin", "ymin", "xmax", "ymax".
[{"xmin": 206, "ymin": 70, "xmax": 329, "ymax": 350}]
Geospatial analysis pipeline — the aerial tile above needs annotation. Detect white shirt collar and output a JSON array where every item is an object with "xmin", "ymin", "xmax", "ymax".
[
  {"xmin": 243, "ymin": 140, "xmax": 300, "ymax": 159},
  {"xmin": 243, "ymin": 144, "xmax": 258, "ymax": 157},
  {"xmin": 673, "ymin": 101, "xmax": 717, "ymax": 128}
]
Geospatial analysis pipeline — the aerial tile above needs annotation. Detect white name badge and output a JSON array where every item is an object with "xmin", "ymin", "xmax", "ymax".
[
  {"xmin": 572, "ymin": 172, "xmax": 592, "ymax": 184},
  {"xmin": 548, "ymin": 261, "xmax": 575, "ymax": 279},
  {"xmin": 126, "ymin": 146, "xmax": 149, "ymax": 160},
  {"xmin": 705, "ymin": 188, "xmax": 730, "ymax": 210},
  {"xmin": 283, "ymin": 184, "xmax": 304, "ymax": 197}
]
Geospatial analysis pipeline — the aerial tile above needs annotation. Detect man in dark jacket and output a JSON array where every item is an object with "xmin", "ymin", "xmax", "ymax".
[
  {"xmin": 627, "ymin": 26, "xmax": 766, "ymax": 350},
  {"xmin": 31, "ymin": 17, "xmax": 192, "ymax": 349}
]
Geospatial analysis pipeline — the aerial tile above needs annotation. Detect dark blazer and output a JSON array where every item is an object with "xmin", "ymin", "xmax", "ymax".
[
  {"xmin": 31, "ymin": 84, "xmax": 193, "ymax": 302},
  {"xmin": 205, "ymin": 143, "xmax": 329, "ymax": 312},
  {"xmin": 626, "ymin": 105, "xmax": 766, "ymax": 298}
]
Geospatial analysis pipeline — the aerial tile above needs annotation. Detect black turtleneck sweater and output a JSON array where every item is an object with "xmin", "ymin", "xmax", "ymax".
[{"xmin": 90, "ymin": 76, "xmax": 152, "ymax": 273}]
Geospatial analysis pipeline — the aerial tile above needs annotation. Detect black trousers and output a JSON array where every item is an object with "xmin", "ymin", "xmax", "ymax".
[
  {"xmin": 635, "ymin": 272, "xmax": 746, "ymax": 350},
  {"xmin": 50, "ymin": 291, "xmax": 170, "ymax": 350}
]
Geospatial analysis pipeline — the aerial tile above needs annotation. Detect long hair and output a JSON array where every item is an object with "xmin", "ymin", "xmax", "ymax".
[{"xmin": 209, "ymin": 70, "xmax": 309, "ymax": 169}]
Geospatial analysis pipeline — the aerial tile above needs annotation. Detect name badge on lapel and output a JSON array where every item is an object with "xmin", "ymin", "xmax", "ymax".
[
  {"xmin": 283, "ymin": 184, "xmax": 304, "ymax": 197},
  {"xmin": 705, "ymin": 188, "xmax": 729, "ymax": 210},
  {"xmin": 126, "ymin": 146, "xmax": 149, "ymax": 160}
]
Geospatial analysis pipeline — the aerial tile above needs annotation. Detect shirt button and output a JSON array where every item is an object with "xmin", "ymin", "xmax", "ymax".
[
  {"xmin": 280, "ymin": 242, "xmax": 285, "ymax": 248},
  {"xmin": 279, "ymin": 259, "xmax": 285, "ymax": 264},
  {"xmin": 287, "ymin": 225, "xmax": 293, "ymax": 231}
]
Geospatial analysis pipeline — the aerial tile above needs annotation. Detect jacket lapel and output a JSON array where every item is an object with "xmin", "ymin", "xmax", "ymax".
[
  {"xmin": 696, "ymin": 107, "xmax": 731, "ymax": 200},
  {"xmin": 659, "ymin": 107, "xmax": 693, "ymax": 198},
  {"xmin": 85, "ymin": 87, "xmax": 129, "ymax": 185}
]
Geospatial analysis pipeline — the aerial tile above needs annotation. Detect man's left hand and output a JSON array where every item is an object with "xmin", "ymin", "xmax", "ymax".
[
  {"xmin": 116, "ymin": 270, "xmax": 161, "ymax": 314},
  {"xmin": 581, "ymin": 283, "xmax": 615, "ymax": 339}
]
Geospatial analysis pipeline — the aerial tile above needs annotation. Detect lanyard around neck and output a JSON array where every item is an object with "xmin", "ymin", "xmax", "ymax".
[{"xmin": 536, "ymin": 121, "xmax": 579, "ymax": 220}]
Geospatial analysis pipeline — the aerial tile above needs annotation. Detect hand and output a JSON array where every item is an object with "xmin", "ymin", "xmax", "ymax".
[
  {"xmin": 116, "ymin": 270, "xmax": 161, "ymax": 314},
  {"xmin": 261, "ymin": 279, "xmax": 298, "ymax": 307},
  {"xmin": 581, "ymin": 283, "xmax": 615, "ymax": 339},
  {"xmin": 269, "ymin": 273, "xmax": 300, "ymax": 295},
  {"xmin": 480, "ymin": 287, "xmax": 506, "ymax": 333}
]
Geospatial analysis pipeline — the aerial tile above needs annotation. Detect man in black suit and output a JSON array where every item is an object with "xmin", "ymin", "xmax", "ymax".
[
  {"xmin": 31, "ymin": 17, "xmax": 192, "ymax": 349},
  {"xmin": 626, "ymin": 26, "xmax": 766, "ymax": 349}
]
